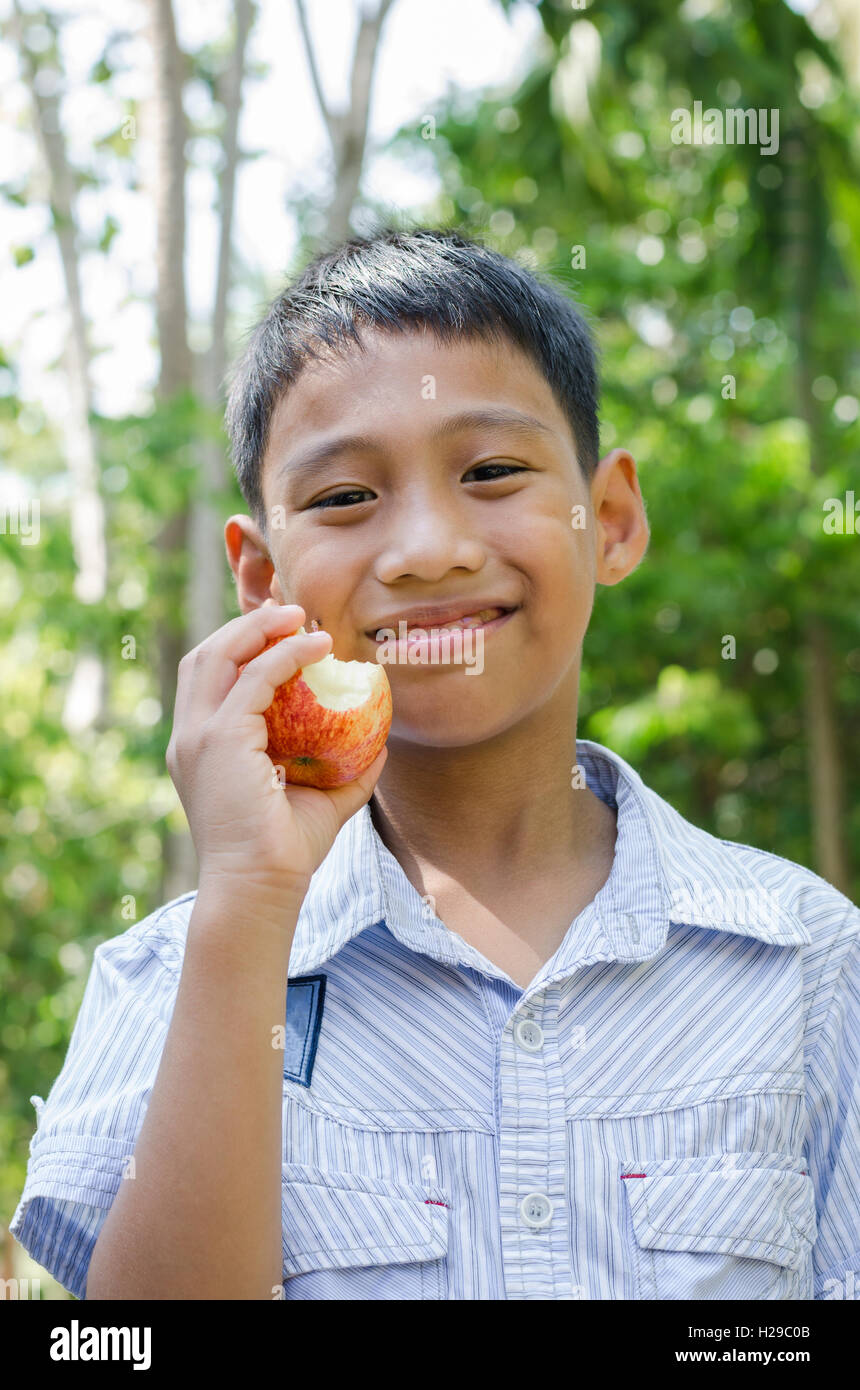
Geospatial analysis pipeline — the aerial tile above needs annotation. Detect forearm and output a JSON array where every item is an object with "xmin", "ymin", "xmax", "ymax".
[{"xmin": 86, "ymin": 884, "xmax": 301, "ymax": 1300}]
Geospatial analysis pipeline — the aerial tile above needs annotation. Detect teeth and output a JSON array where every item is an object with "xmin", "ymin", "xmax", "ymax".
[
  {"xmin": 418, "ymin": 607, "xmax": 504, "ymax": 633},
  {"xmin": 380, "ymin": 607, "xmax": 509, "ymax": 639}
]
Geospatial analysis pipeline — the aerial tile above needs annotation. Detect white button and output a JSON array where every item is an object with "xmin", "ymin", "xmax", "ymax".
[
  {"xmin": 520, "ymin": 1192, "xmax": 553, "ymax": 1228},
  {"xmin": 514, "ymin": 1017, "xmax": 544, "ymax": 1052}
]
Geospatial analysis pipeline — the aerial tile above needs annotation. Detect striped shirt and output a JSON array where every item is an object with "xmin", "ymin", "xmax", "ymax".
[{"xmin": 9, "ymin": 739, "xmax": 859, "ymax": 1300}]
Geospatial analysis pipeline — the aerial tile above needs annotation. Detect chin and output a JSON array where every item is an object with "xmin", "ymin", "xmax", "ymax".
[{"xmin": 386, "ymin": 699, "xmax": 524, "ymax": 750}]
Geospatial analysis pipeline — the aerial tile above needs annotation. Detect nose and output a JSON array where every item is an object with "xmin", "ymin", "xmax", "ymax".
[{"xmin": 373, "ymin": 493, "xmax": 486, "ymax": 584}]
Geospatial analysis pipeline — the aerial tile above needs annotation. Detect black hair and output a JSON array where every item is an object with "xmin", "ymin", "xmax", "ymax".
[{"xmin": 225, "ymin": 226, "xmax": 600, "ymax": 533}]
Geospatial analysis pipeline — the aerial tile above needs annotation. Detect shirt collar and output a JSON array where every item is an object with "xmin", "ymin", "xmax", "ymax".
[{"xmin": 288, "ymin": 738, "xmax": 810, "ymax": 980}]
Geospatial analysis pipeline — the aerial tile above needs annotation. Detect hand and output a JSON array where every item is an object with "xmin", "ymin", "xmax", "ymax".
[{"xmin": 166, "ymin": 604, "xmax": 388, "ymax": 902}]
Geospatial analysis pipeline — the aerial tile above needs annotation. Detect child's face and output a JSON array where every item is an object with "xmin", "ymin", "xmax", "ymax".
[{"xmin": 247, "ymin": 327, "xmax": 645, "ymax": 747}]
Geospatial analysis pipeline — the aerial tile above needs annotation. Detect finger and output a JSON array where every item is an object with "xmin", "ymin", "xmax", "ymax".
[
  {"xmin": 180, "ymin": 604, "xmax": 308, "ymax": 725},
  {"xmin": 218, "ymin": 628, "xmax": 334, "ymax": 723}
]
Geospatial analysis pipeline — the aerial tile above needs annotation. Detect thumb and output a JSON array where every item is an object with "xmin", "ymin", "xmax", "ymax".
[{"xmin": 322, "ymin": 746, "xmax": 389, "ymax": 832}]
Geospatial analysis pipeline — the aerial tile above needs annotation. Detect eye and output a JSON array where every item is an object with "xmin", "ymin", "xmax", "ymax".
[
  {"xmin": 308, "ymin": 489, "xmax": 374, "ymax": 510},
  {"xmin": 464, "ymin": 463, "xmax": 529, "ymax": 482}
]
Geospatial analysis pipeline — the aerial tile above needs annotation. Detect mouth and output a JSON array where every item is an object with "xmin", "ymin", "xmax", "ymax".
[{"xmin": 366, "ymin": 605, "xmax": 517, "ymax": 642}]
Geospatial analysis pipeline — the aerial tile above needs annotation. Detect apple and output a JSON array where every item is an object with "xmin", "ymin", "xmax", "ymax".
[{"xmin": 242, "ymin": 626, "xmax": 392, "ymax": 789}]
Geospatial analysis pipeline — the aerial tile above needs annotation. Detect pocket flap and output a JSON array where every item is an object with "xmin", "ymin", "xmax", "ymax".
[
  {"xmin": 281, "ymin": 1163, "xmax": 450, "ymax": 1277},
  {"xmin": 622, "ymin": 1159, "xmax": 817, "ymax": 1272}
]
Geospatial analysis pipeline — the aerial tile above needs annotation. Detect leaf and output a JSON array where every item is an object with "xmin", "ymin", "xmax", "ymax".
[{"xmin": 98, "ymin": 214, "xmax": 120, "ymax": 253}]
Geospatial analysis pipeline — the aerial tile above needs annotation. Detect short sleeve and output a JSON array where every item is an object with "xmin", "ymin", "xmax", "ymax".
[
  {"xmin": 8, "ymin": 897, "xmax": 192, "ymax": 1300},
  {"xmin": 805, "ymin": 928, "xmax": 860, "ymax": 1299}
]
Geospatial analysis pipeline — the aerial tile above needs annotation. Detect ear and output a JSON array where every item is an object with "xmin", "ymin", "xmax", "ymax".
[
  {"xmin": 590, "ymin": 449, "xmax": 650, "ymax": 586},
  {"xmin": 224, "ymin": 515, "xmax": 287, "ymax": 614}
]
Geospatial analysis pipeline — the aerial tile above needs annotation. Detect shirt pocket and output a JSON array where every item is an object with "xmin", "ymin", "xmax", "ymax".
[
  {"xmin": 280, "ymin": 1162, "xmax": 450, "ymax": 1300},
  {"xmin": 620, "ymin": 1153, "xmax": 817, "ymax": 1301}
]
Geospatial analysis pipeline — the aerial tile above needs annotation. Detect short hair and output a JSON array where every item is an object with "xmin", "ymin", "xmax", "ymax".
[{"xmin": 225, "ymin": 226, "xmax": 600, "ymax": 533}]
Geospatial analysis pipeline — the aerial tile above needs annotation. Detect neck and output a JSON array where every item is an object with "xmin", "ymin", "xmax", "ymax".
[{"xmin": 369, "ymin": 666, "xmax": 612, "ymax": 884}]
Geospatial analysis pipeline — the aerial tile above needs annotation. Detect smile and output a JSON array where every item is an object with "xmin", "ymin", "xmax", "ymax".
[{"xmin": 371, "ymin": 608, "xmax": 517, "ymax": 649}]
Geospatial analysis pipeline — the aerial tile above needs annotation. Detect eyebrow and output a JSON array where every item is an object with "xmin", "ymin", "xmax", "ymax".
[{"xmin": 275, "ymin": 408, "xmax": 556, "ymax": 491}]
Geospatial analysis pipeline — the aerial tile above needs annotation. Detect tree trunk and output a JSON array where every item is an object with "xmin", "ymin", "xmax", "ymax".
[
  {"xmin": 802, "ymin": 620, "xmax": 849, "ymax": 889},
  {"xmin": 781, "ymin": 123, "xmax": 850, "ymax": 892},
  {"xmin": 294, "ymin": 0, "xmax": 396, "ymax": 246},
  {"xmin": 148, "ymin": 0, "xmax": 193, "ymax": 395},
  {"xmin": 143, "ymin": 0, "xmax": 197, "ymax": 902},
  {"xmin": 10, "ymin": 3, "xmax": 108, "ymax": 733},
  {"xmin": 188, "ymin": 0, "xmax": 254, "ymax": 650}
]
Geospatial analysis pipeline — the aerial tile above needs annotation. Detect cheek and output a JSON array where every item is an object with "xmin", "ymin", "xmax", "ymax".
[
  {"xmin": 285, "ymin": 539, "xmax": 371, "ymax": 657},
  {"xmin": 518, "ymin": 511, "xmax": 594, "ymax": 612},
  {"xmin": 279, "ymin": 538, "xmax": 353, "ymax": 602}
]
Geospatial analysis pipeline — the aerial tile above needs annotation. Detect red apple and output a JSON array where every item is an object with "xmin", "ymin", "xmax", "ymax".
[{"xmin": 242, "ymin": 627, "xmax": 392, "ymax": 789}]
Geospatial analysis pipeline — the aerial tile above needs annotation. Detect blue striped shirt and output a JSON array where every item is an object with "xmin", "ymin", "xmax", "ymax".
[{"xmin": 9, "ymin": 739, "xmax": 859, "ymax": 1300}]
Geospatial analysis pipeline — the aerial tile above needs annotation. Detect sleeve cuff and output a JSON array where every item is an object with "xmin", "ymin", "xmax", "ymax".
[{"xmin": 9, "ymin": 1136, "xmax": 137, "ymax": 1301}]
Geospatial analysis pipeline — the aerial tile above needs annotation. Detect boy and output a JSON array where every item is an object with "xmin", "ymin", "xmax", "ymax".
[{"xmin": 10, "ymin": 228, "xmax": 859, "ymax": 1300}]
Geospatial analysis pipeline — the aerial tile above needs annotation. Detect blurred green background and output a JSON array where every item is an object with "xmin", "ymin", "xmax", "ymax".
[{"xmin": 2, "ymin": 0, "xmax": 859, "ymax": 1295}]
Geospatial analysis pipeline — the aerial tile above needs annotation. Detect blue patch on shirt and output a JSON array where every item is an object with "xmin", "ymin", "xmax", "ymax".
[{"xmin": 283, "ymin": 975, "xmax": 326, "ymax": 1087}]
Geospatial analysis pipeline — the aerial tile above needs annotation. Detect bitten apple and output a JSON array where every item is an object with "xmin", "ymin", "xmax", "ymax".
[{"xmin": 242, "ymin": 627, "xmax": 392, "ymax": 789}]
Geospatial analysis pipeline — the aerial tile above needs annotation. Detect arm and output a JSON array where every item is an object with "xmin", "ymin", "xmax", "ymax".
[
  {"xmin": 86, "ymin": 882, "xmax": 302, "ymax": 1300},
  {"xmin": 86, "ymin": 602, "xmax": 387, "ymax": 1299}
]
